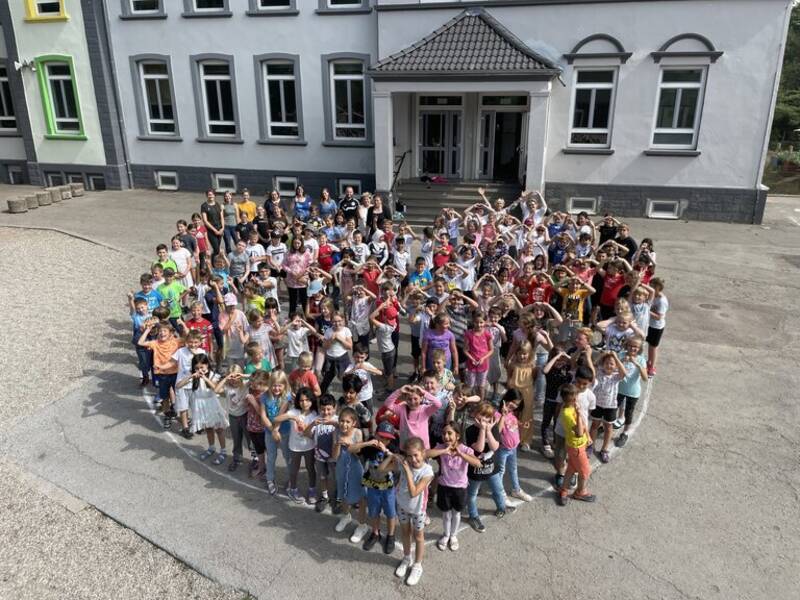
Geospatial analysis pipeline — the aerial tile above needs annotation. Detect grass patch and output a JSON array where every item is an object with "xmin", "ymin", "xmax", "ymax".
[{"xmin": 763, "ymin": 167, "xmax": 800, "ymax": 195}]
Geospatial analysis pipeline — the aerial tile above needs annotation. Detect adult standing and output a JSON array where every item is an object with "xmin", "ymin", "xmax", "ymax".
[
  {"xmin": 366, "ymin": 194, "xmax": 392, "ymax": 241},
  {"xmin": 292, "ymin": 185, "xmax": 313, "ymax": 222},
  {"xmin": 339, "ymin": 186, "xmax": 359, "ymax": 226},
  {"xmin": 319, "ymin": 187, "xmax": 338, "ymax": 220},
  {"xmin": 264, "ymin": 189, "xmax": 283, "ymax": 220},
  {"xmin": 283, "ymin": 237, "xmax": 313, "ymax": 315},
  {"xmin": 238, "ymin": 188, "xmax": 257, "ymax": 222},
  {"xmin": 201, "ymin": 190, "xmax": 224, "ymax": 257},
  {"xmin": 357, "ymin": 192, "xmax": 372, "ymax": 232},
  {"xmin": 253, "ymin": 205, "xmax": 271, "ymax": 247},
  {"xmin": 222, "ymin": 191, "xmax": 239, "ymax": 254}
]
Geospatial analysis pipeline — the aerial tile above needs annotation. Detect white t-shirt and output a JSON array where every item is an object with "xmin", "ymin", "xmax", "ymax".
[
  {"xmin": 344, "ymin": 363, "xmax": 374, "ymax": 405},
  {"xmin": 348, "ymin": 296, "xmax": 372, "ymax": 336},
  {"xmin": 172, "ymin": 347, "xmax": 206, "ymax": 381},
  {"xmin": 286, "ymin": 326, "xmax": 310, "ymax": 358},
  {"xmin": 375, "ymin": 322, "xmax": 395, "ymax": 353},
  {"xmin": 286, "ymin": 408, "xmax": 317, "ymax": 452},
  {"xmin": 169, "ymin": 248, "xmax": 192, "ymax": 275},
  {"xmin": 420, "ymin": 239, "xmax": 434, "ymax": 271},
  {"xmin": 397, "ymin": 462, "xmax": 434, "ymax": 515},
  {"xmin": 393, "ymin": 249, "xmax": 411, "ymax": 274},
  {"xmin": 324, "ymin": 326, "xmax": 352, "ymax": 358},
  {"xmin": 266, "ymin": 242, "xmax": 287, "ymax": 267},
  {"xmin": 351, "ymin": 242, "xmax": 369, "ymax": 265},
  {"xmin": 225, "ymin": 386, "xmax": 248, "ymax": 417},
  {"xmin": 303, "ymin": 237, "xmax": 319, "ymax": 256},
  {"xmin": 245, "ymin": 243, "xmax": 266, "ymax": 274}
]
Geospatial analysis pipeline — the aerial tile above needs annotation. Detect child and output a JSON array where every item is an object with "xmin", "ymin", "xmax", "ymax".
[
  {"xmin": 153, "ymin": 243, "xmax": 177, "ymax": 273},
  {"xmin": 557, "ymin": 383, "xmax": 595, "ymax": 506},
  {"xmin": 615, "ymin": 337, "xmax": 648, "ymax": 447},
  {"xmin": 221, "ymin": 293, "xmax": 247, "ymax": 366},
  {"xmin": 333, "ymin": 406, "xmax": 369, "ymax": 543},
  {"xmin": 307, "ymin": 394, "xmax": 339, "ymax": 512},
  {"xmin": 169, "ymin": 235, "xmax": 194, "ymax": 288},
  {"xmin": 541, "ymin": 347, "xmax": 573, "ymax": 458},
  {"xmin": 466, "ymin": 402, "xmax": 512, "ymax": 533},
  {"xmin": 383, "ymin": 384, "xmax": 442, "ymax": 449},
  {"xmin": 245, "ymin": 370, "xmax": 271, "ymax": 478},
  {"xmin": 646, "ymin": 277, "xmax": 668, "ymax": 377},
  {"xmin": 422, "ymin": 314, "xmax": 457, "ymax": 375},
  {"xmin": 463, "ymin": 312, "xmax": 493, "ymax": 402},
  {"xmin": 282, "ymin": 312, "xmax": 319, "ymax": 374},
  {"xmin": 158, "ymin": 268, "xmax": 189, "ymax": 332},
  {"xmin": 339, "ymin": 373, "xmax": 372, "ymax": 438},
  {"xmin": 171, "ymin": 330, "xmax": 206, "ymax": 438},
  {"xmin": 244, "ymin": 341, "xmax": 272, "ymax": 374},
  {"xmin": 273, "ymin": 387, "xmax": 318, "ymax": 504},
  {"xmin": 486, "ymin": 307, "xmax": 506, "ymax": 403},
  {"xmin": 344, "ymin": 344, "xmax": 383, "ymax": 413},
  {"xmin": 389, "ymin": 437, "xmax": 434, "ymax": 587},
  {"xmin": 370, "ymin": 300, "xmax": 397, "ymax": 389},
  {"xmin": 427, "ymin": 422, "xmax": 481, "ymax": 552},
  {"xmin": 138, "ymin": 322, "xmax": 180, "ymax": 429},
  {"xmin": 214, "ymin": 365, "xmax": 251, "ymax": 471},
  {"xmin": 134, "ymin": 273, "xmax": 163, "ymax": 312},
  {"xmin": 183, "ymin": 301, "xmax": 213, "ymax": 355},
  {"xmin": 179, "ymin": 354, "xmax": 228, "ymax": 464},
  {"xmin": 288, "ymin": 351, "xmax": 322, "ymax": 397},
  {"xmin": 494, "ymin": 390, "xmax": 533, "ymax": 502},
  {"xmin": 128, "ymin": 293, "xmax": 153, "ymax": 386},
  {"xmin": 589, "ymin": 351, "xmax": 628, "ymax": 463},
  {"xmin": 320, "ymin": 312, "xmax": 353, "ymax": 394},
  {"xmin": 506, "ymin": 340, "xmax": 536, "ymax": 452},
  {"xmin": 262, "ymin": 370, "xmax": 293, "ymax": 495}
]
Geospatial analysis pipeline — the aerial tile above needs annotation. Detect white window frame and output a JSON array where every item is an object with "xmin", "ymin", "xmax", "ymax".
[
  {"xmin": 646, "ymin": 199, "xmax": 680, "ymax": 219},
  {"xmin": 0, "ymin": 65, "xmax": 16, "ymax": 132},
  {"xmin": 567, "ymin": 197, "xmax": 598, "ymax": 215},
  {"xmin": 650, "ymin": 67, "xmax": 706, "ymax": 150},
  {"xmin": 263, "ymin": 61, "xmax": 299, "ymax": 139},
  {"xmin": 330, "ymin": 61, "xmax": 366, "ymax": 141},
  {"xmin": 155, "ymin": 170, "xmax": 179, "ymax": 191},
  {"xmin": 194, "ymin": 0, "xmax": 225, "ymax": 11},
  {"xmin": 274, "ymin": 176, "xmax": 298, "ymax": 199},
  {"xmin": 130, "ymin": 0, "xmax": 160, "ymax": 13},
  {"xmin": 138, "ymin": 61, "xmax": 175, "ymax": 135},
  {"xmin": 258, "ymin": 0, "xmax": 292, "ymax": 9},
  {"xmin": 45, "ymin": 63, "xmax": 81, "ymax": 134},
  {"xmin": 568, "ymin": 68, "xmax": 617, "ymax": 149},
  {"xmin": 199, "ymin": 61, "xmax": 236, "ymax": 137},
  {"xmin": 338, "ymin": 179, "xmax": 362, "ymax": 197},
  {"xmin": 212, "ymin": 173, "xmax": 237, "ymax": 193},
  {"xmin": 36, "ymin": 1, "xmax": 63, "ymax": 16}
]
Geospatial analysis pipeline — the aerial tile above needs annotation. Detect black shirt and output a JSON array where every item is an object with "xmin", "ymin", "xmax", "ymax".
[
  {"xmin": 201, "ymin": 202, "xmax": 222, "ymax": 230},
  {"xmin": 253, "ymin": 216, "xmax": 271, "ymax": 245},
  {"xmin": 339, "ymin": 197, "xmax": 359, "ymax": 223},
  {"xmin": 178, "ymin": 233, "xmax": 196, "ymax": 255},
  {"xmin": 235, "ymin": 222, "xmax": 255, "ymax": 242},
  {"xmin": 598, "ymin": 224, "xmax": 618, "ymax": 244},
  {"xmin": 615, "ymin": 235, "xmax": 638, "ymax": 258},
  {"xmin": 465, "ymin": 424, "xmax": 501, "ymax": 481}
]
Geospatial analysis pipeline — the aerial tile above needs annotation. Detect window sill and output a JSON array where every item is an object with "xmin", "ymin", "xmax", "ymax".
[
  {"xmin": 120, "ymin": 13, "xmax": 168, "ymax": 20},
  {"xmin": 562, "ymin": 148, "xmax": 614, "ymax": 155},
  {"xmin": 257, "ymin": 138, "xmax": 308, "ymax": 146},
  {"xmin": 196, "ymin": 136, "xmax": 244, "ymax": 144},
  {"xmin": 25, "ymin": 15, "xmax": 70, "ymax": 23},
  {"xmin": 643, "ymin": 149, "xmax": 701, "ymax": 157},
  {"xmin": 45, "ymin": 134, "xmax": 87, "ymax": 141},
  {"xmin": 137, "ymin": 135, "xmax": 183, "ymax": 142},
  {"xmin": 246, "ymin": 9, "xmax": 300, "ymax": 16},
  {"xmin": 181, "ymin": 11, "xmax": 233, "ymax": 18},
  {"xmin": 315, "ymin": 8, "xmax": 372, "ymax": 15},
  {"xmin": 322, "ymin": 140, "xmax": 373, "ymax": 148}
]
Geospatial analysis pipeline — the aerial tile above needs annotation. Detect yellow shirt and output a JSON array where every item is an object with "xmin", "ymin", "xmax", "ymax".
[
  {"xmin": 238, "ymin": 200, "xmax": 257, "ymax": 222},
  {"xmin": 561, "ymin": 406, "xmax": 588, "ymax": 449}
]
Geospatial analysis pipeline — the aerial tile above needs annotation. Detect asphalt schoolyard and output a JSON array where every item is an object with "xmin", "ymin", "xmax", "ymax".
[{"xmin": 0, "ymin": 187, "xmax": 798, "ymax": 600}]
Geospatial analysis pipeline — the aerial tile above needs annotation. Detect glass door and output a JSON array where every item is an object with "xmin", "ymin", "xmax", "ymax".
[
  {"xmin": 478, "ymin": 110, "xmax": 496, "ymax": 179},
  {"xmin": 419, "ymin": 111, "xmax": 461, "ymax": 177}
]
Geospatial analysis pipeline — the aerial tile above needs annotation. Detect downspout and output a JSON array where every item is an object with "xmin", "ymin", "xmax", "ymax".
[{"xmin": 753, "ymin": 0, "xmax": 794, "ymax": 223}]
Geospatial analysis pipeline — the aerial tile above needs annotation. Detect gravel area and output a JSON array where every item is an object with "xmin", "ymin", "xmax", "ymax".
[{"xmin": 0, "ymin": 228, "xmax": 242, "ymax": 600}]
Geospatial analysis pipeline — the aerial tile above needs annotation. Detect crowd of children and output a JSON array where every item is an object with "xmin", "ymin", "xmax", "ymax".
[{"xmin": 129, "ymin": 184, "xmax": 669, "ymax": 586}]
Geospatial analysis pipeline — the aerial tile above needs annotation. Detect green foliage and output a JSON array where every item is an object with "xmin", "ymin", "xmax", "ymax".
[{"xmin": 772, "ymin": 3, "xmax": 800, "ymax": 142}]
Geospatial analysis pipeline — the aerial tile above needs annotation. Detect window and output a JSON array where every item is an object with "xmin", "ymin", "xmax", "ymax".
[
  {"xmin": 328, "ymin": 0, "xmax": 362, "ymax": 6},
  {"xmin": 34, "ymin": 57, "xmax": 85, "ymax": 139},
  {"xmin": 569, "ymin": 69, "xmax": 616, "ymax": 147},
  {"xmin": 67, "ymin": 173, "xmax": 84, "ymax": 184},
  {"xmin": 275, "ymin": 176, "xmax": 298, "ymax": 199},
  {"xmin": 647, "ymin": 199, "xmax": 680, "ymax": 219},
  {"xmin": 156, "ymin": 170, "xmax": 179, "ymax": 190},
  {"xmin": 567, "ymin": 197, "xmax": 598, "ymax": 215},
  {"xmin": 318, "ymin": 0, "xmax": 369, "ymax": 11},
  {"xmin": 481, "ymin": 95, "xmax": 527, "ymax": 107},
  {"xmin": 195, "ymin": 59, "xmax": 239, "ymax": 138},
  {"xmin": 195, "ymin": 0, "xmax": 224, "ymax": 9},
  {"xmin": 212, "ymin": 173, "xmax": 237, "ymax": 193},
  {"xmin": 24, "ymin": 0, "xmax": 67, "ymax": 20},
  {"xmin": 258, "ymin": 0, "xmax": 291, "ymax": 8},
  {"xmin": 652, "ymin": 68, "xmax": 706, "ymax": 149},
  {"xmin": 7, "ymin": 166, "xmax": 24, "ymax": 184},
  {"xmin": 139, "ymin": 62, "xmax": 175, "ymax": 135},
  {"xmin": 330, "ymin": 61, "xmax": 366, "ymax": 140},
  {"xmin": 420, "ymin": 95, "xmax": 462, "ymax": 106},
  {"xmin": 0, "ymin": 65, "xmax": 17, "ymax": 131},
  {"xmin": 338, "ymin": 179, "xmax": 361, "ymax": 197},
  {"xmin": 131, "ymin": 0, "xmax": 160, "ymax": 12},
  {"xmin": 263, "ymin": 61, "xmax": 299, "ymax": 138},
  {"xmin": 46, "ymin": 172, "xmax": 65, "ymax": 186},
  {"xmin": 183, "ymin": 0, "xmax": 230, "ymax": 16},
  {"xmin": 88, "ymin": 175, "xmax": 107, "ymax": 191}
]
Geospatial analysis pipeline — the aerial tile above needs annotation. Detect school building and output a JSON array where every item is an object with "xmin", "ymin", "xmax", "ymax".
[{"xmin": 0, "ymin": 0, "xmax": 793, "ymax": 223}]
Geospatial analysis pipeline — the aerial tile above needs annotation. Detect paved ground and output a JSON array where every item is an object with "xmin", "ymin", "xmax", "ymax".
[{"xmin": 1, "ymin": 187, "xmax": 799, "ymax": 600}]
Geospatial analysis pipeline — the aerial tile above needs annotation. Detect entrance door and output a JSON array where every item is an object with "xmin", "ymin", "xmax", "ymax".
[
  {"xmin": 419, "ymin": 111, "xmax": 461, "ymax": 178},
  {"xmin": 478, "ymin": 110, "xmax": 524, "ymax": 182}
]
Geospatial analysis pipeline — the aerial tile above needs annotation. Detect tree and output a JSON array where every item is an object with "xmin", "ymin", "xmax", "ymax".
[{"xmin": 771, "ymin": 2, "xmax": 800, "ymax": 143}]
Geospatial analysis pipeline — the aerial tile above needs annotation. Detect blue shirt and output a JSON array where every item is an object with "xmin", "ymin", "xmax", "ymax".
[
  {"xmin": 131, "ymin": 312, "xmax": 151, "ymax": 343},
  {"xmin": 135, "ymin": 289, "xmax": 163, "ymax": 312},
  {"xmin": 617, "ymin": 352, "xmax": 647, "ymax": 398},
  {"xmin": 408, "ymin": 270, "xmax": 433, "ymax": 289}
]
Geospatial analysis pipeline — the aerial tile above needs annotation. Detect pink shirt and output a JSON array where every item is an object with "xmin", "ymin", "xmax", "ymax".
[
  {"xmin": 384, "ymin": 388, "xmax": 442, "ymax": 448},
  {"xmin": 283, "ymin": 250, "xmax": 312, "ymax": 288},
  {"xmin": 496, "ymin": 411, "xmax": 520, "ymax": 449},
  {"xmin": 465, "ymin": 329, "xmax": 493, "ymax": 372},
  {"xmin": 435, "ymin": 443, "xmax": 474, "ymax": 488}
]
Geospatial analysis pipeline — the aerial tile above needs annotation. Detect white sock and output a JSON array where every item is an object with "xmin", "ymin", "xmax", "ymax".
[
  {"xmin": 442, "ymin": 511, "xmax": 452, "ymax": 537},
  {"xmin": 451, "ymin": 510, "xmax": 461, "ymax": 534}
]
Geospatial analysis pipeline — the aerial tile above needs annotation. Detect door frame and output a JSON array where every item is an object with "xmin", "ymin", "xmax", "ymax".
[
  {"xmin": 475, "ymin": 93, "xmax": 530, "ymax": 182},
  {"xmin": 414, "ymin": 94, "xmax": 464, "ymax": 178}
]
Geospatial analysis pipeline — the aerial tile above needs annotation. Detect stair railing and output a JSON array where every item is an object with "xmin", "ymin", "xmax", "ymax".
[{"xmin": 389, "ymin": 149, "xmax": 411, "ymax": 215}]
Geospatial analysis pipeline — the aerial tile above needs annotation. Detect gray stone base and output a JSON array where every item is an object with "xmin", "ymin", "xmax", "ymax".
[
  {"xmin": 0, "ymin": 160, "xmax": 29, "ymax": 184},
  {"xmin": 130, "ymin": 164, "xmax": 376, "ymax": 198},
  {"xmin": 545, "ymin": 182, "xmax": 765, "ymax": 224},
  {"xmin": 22, "ymin": 162, "xmax": 129, "ymax": 191}
]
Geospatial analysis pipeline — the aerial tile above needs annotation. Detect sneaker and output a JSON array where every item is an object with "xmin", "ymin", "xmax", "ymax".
[
  {"xmin": 383, "ymin": 534, "xmax": 395, "ymax": 555},
  {"xmin": 469, "ymin": 517, "xmax": 486, "ymax": 533},
  {"xmin": 335, "ymin": 514, "xmax": 352, "ymax": 532},
  {"xmin": 306, "ymin": 488, "xmax": 317, "ymax": 505},
  {"xmin": 362, "ymin": 530, "xmax": 381, "ymax": 551},
  {"xmin": 599, "ymin": 450, "xmax": 610, "ymax": 464},
  {"xmin": 553, "ymin": 473, "xmax": 565, "ymax": 490},
  {"xmin": 616, "ymin": 433, "xmax": 629, "ymax": 448},
  {"xmin": 249, "ymin": 456, "xmax": 258, "ymax": 471},
  {"xmin": 436, "ymin": 535, "xmax": 449, "ymax": 551},
  {"xmin": 227, "ymin": 458, "xmax": 241, "ymax": 472},
  {"xmin": 266, "ymin": 480, "xmax": 277, "ymax": 495},
  {"xmin": 180, "ymin": 427, "xmax": 193, "ymax": 440},
  {"xmin": 569, "ymin": 473, "xmax": 578, "ymax": 488},
  {"xmin": 518, "ymin": 443, "xmax": 532, "ymax": 453},
  {"xmin": 212, "ymin": 452, "xmax": 226, "ymax": 466},
  {"xmin": 331, "ymin": 500, "xmax": 343, "ymax": 515},
  {"xmin": 572, "ymin": 492, "xmax": 597, "ymax": 503},
  {"xmin": 613, "ymin": 417, "xmax": 626, "ymax": 430},
  {"xmin": 406, "ymin": 563, "xmax": 423, "ymax": 586},
  {"xmin": 424, "ymin": 515, "xmax": 431, "ymax": 526},
  {"xmin": 541, "ymin": 444, "xmax": 555, "ymax": 459},
  {"xmin": 557, "ymin": 492, "xmax": 568, "ymax": 507},
  {"xmin": 162, "ymin": 417, "xmax": 172, "ymax": 430},
  {"xmin": 448, "ymin": 536, "xmax": 459, "ymax": 551},
  {"xmin": 394, "ymin": 556, "xmax": 412, "ymax": 578},
  {"xmin": 511, "ymin": 489, "xmax": 533, "ymax": 502},
  {"xmin": 314, "ymin": 498, "xmax": 327, "ymax": 513},
  {"xmin": 199, "ymin": 448, "xmax": 215, "ymax": 461},
  {"xmin": 139, "ymin": 376, "xmax": 149, "ymax": 387},
  {"xmin": 350, "ymin": 523, "xmax": 370, "ymax": 544},
  {"xmin": 287, "ymin": 488, "xmax": 305, "ymax": 504},
  {"xmin": 494, "ymin": 509, "xmax": 506, "ymax": 519},
  {"xmin": 647, "ymin": 365, "xmax": 656, "ymax": 378}
]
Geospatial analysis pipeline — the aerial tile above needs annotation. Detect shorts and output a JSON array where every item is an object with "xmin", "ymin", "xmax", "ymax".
[
  {"xmin": 591, "ymin": 406, "xmax": 617, "ymax": 423},
  {"xmin": 366, "ymin": 486, "xmax": 398, "ymax": 519},
  {"xmin": 646, "ymin": 326, "xmax": 664, "ymax": 347},
  {"xmin": 248, "ymin": 430, "xmax": 266, "ymax": 455},
  {"xmin": 156, "ymin": 372, "xmax": 177, "ymax": 403},
  {"xmin": 411, "ymin": 335, "xmax": 421, "ymax": 360},
  {"xmin": 465, "ymin": 369, "xmax": 488, "ymax": 388},
  {"xmin": 173, "ymin": 389, "xmax": 190, "ymax": 413},
  {"xmin": 397, "ymin": 507, "xmax": 426, "ymax": 531},
  {"xmin": 566, "ymin": 445, "xmax": 592, "ymax": 481},
  {"xmin": 435, "ymin": 484, "xmax": 467, "ymax": 512},
  {"xmin": 315, "ymin": 459, "xmax": 335, "ymax": 480},
  {"xmin": 554, "ymin": 433, "xmax": 567, "ymax": 464},
  {"xmin": 381, "ymin": 349, "xmax": 396, "ymax": 375}
]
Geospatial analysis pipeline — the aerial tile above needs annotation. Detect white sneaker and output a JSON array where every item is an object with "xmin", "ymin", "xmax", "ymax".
[
  {"xmin": 349, "ymin": 523, "xmax": 370, "ymax": 543},
  {"xmin": 395, "ymin": 556, "xmax": 412, "ymax": 578},
  {"xmin": 448, "ymin": 536, "xmax": 459, "ymax": 551},
  {"xmin": 334, "ymin": 514, "xmax": 352, "ymax": 532},
  {"xmin": 518, "ymin": 443, "xmax": 532, "ymax": 453},
  {"xmin": 505, "ymin": 496, "xmax": 523, "ymax": 508},
  {"xmin": 542, "ymin": 444, "xmax": 555, "ymax": 459},
  {"xmin": 436, "ymin": 535, "xmax": 449, "ymax": 551},
  {"xmin": 406, "ymin": 563, "xmax": 423, "ymax": 586},
  {"xmin": 511, "ymin": 489, "xmax": 533, "ymax": 502}
]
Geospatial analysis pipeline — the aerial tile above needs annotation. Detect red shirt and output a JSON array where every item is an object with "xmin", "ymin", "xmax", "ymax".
[
  {"xmin": 193, "ymin": 226, "xmax": 208, "ymax": 254},
  {"xmin": 185, "ymin": 317, "xmax": 213, "ymax": 352},
  {"xmin": 289, "ymin": 369, "xmax": 320, "ymax": 394},
  {"xmin": 378, "ymin": 297, "xmax": 400, "ymax": 331},
  {"xmin": 375, "ymin": 405, "xmax": 401, "ymax": 429},
  {"xmin": 433, "ymin": 244, "xmax": 453, "ymax": 270},
  {"xmin": 514, "ymin": 275, "xmax": 535, "ymax": 302},
  {"xmin": 318, "ymin": 243, "xmax": 335, "ymax": 272},
  {"xmin": 361, "ymin": 267, "xmax": 381, "ymax": 296},
  {"xmin": 528, "ymin": 279, "xmax": 553, "ymax": 305},
  {"xmin": 600, "ymin": 272, "xmax": 625, "ymax": 306},
  {"xmin": 634, "ymin": 264, "xmax": 654, "ymax": 285}
]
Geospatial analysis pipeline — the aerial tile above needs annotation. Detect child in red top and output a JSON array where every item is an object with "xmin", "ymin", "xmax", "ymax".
[
  {"xmin": 528, "ymin": 272, "xmax": 554, "ymax": 305},
  {"xmin": 183, "ymin": 301, "xmax": 213, "ymax": 353},
  {"xmin": 433, "ymin": 233, "xmax": 453, "ymax": 270},
  {"xmin": 598, "ymin": 259, "xmax": 630, "ymax": 320},
  {"xmin": 317, "ymin": 232, "xmax": 338, "ymax": 273},
  {"xmin": 358, "ymin": 258, "xmax": 382, "ymax": 297}
]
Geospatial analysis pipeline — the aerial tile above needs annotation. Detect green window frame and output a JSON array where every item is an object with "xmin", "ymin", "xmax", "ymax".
[{"xmin": 34, "ymin": 55, "xmax": 86, "ymax": 140}]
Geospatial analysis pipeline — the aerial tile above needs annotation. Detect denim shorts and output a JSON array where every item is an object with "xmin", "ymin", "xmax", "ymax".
[{"xmin": 366, "ymin": 486, "xmax": 397, "ymax": 519}]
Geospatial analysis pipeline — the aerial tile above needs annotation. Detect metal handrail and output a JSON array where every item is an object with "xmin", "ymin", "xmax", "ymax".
[{"xmin": 389, "ymin": 149, "xmax": 411, "ymax": 211}]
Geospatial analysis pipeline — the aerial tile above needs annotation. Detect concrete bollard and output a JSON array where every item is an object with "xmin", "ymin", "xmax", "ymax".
[
  {"xmin": 36, "ymin": 191, "xmax": 52, "ymax": 206},
  {"xmin": 46, "ymin": 186, "xmax": 61, "ymax": 203},
  {"xmin": 7, "ymin": 197, "xmax": 28, "ymax": 213},
  {"xmin": 25, "ymin": 194, "xmax": 39, "ymax": 209},
  {"xmin": 59, "ymin": 185, "xmax": 72, "ymax": 200},
  {"xmin": 69, "ymin": 182, "xmax": 85, "ymax": 197}
]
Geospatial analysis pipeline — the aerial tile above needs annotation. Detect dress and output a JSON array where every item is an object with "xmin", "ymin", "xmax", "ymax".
[
  {"xmin": 507, "ymin": 363, "xmax": 535, "ymax": 446},
  {"xmin": 190, "ymin": 376, "xmax": 228, "ymax": 432},
  {"xmin": 487, "ymin": 325, "xmax": 503, "ymax": 384},
  {"xmin": 335, "ymin": 431, "xmax": 365, "ymax": 505}
]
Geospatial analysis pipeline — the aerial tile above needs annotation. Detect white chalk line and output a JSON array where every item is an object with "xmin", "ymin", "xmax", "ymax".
[{"xmin": 142, "ymin": 375, "xmax": 655, "ymax": 553}]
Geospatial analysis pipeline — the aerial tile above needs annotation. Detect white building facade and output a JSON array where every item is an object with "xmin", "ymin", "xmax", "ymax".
[{"xmin": 0, "ymin": 0, "xmax": 793, "ymax": 222}]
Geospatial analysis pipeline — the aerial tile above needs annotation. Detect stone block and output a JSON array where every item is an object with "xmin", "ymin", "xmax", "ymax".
[
  {"xmin": 70, "ymin": 182, "xmax": 85, "ymax": 197},
  {"xmin": 59, "ymin": 185, "xmax": 72, "ymax": 200},
  {"xmin": 25, "ymin": 195, "xmax": 39, "ymax": 209},
  {"xmin": 46, "ymin": 187, "xmax": 62, "ymax": 203},
  {"xmin": 7, "ymin": 197, "xmax": 27, "ymax": 213},
  {"xmin": 36, "ymin": 191, "xmax": 52, "ymax": 206}
]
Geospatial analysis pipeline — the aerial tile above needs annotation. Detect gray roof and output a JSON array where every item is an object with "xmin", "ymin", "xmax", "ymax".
[{"xmin": 369, "ymin": 8, "xmax": 560, "ymax": 80}]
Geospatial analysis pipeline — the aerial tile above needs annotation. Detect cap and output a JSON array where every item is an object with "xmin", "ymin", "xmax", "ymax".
[
  {"xmin": 223, "ymin": 292, "xmax": 238, "ymax": 306},
  {"xmin": 308, "ymin": 280, "xmax": 323, "ymax": 295},
  {"xmin": 375, "ymin": 421, "xmax": 397, "ymax": 440}
]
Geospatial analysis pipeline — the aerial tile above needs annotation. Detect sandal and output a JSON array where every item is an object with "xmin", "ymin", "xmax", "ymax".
[
  {"xmin": 572, "ymin": 492, "xmax": 597, "ymax": 503},
  {"xmin": 212, "ymin": 453, "xmax": 226, "ymax": 466},
  {"xmin": 199, "ymin": 448, "xmax": 215, "ymax": 461}
]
